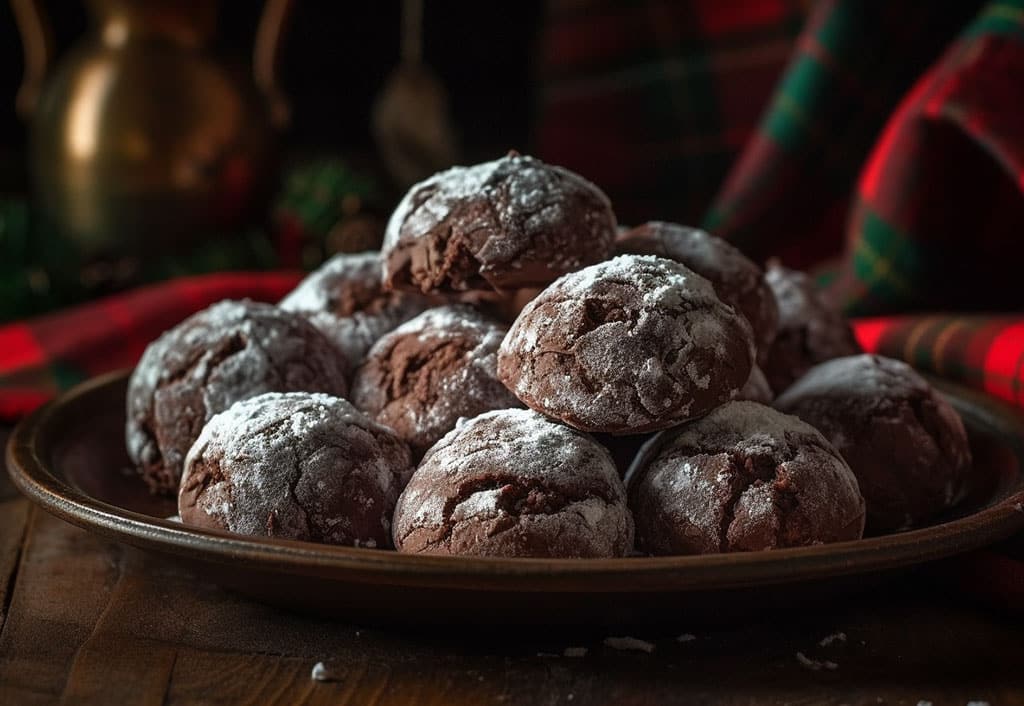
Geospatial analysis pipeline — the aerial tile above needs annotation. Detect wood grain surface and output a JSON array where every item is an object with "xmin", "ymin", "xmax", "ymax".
[{"xmin": 1, "ymin": 427, "xmax": 1022, "ymax": 706}]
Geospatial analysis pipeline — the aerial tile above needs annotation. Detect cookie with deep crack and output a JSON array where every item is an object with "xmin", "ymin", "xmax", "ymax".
[
  {"xmin": 762, "ymin": 261, "xmax": 861, "ymax": 393},
  {"xmin": 617, "ymin": 222, "xmax": 778, "ymax": 361},
  {"xmin": 392, "ymin": 408, "xmax": 634, "ymax": 558},
  {"xmin": 179, "ymin": 392, "xmax": 413, "ymax": 547},
  {"xmin": 497, "ymin": 255, "xmax": 755, "ymax": 434},
  {"xmin": 350, "ymin": 305, "xmax": 523, "ymax": 457},
  {"xmin": 626, "ymin": 401, "xmax": 865, "ymax": 555},
  {"xmin": 279, "ymin": 251, "xmax": 430, "ymax": 366},
  {"xmin": 382, "ymin": 152, "xmax": 617, "ymax": 294},
  {"xmin": 775, "ymin": 355, "xmax": 971, "ymax": 532},
  {"xmin": 126, "ymin": 300, "xmax": 350, "ymax": 495}
]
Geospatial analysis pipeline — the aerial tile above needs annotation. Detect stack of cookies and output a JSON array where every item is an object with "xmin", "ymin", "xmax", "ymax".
[{"xmin": 126, "ymin": 152, "xmax": 972, "ymax": 558}]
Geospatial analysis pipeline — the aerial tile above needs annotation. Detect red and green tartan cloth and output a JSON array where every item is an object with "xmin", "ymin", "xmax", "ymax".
[{"xmin": 539, "ymin": 0, "xmax": 1024, "ymax": 315}]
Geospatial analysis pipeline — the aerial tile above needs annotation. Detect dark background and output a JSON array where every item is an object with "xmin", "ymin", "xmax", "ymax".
[{"xmin": 0, "ymin": 1, "xmax": 546, "ymax": 192}]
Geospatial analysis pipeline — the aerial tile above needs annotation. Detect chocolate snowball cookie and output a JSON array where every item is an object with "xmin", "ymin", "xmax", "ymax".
[
  {"xmin": 279, "ymin": 251, "xmax": 429, "ymax": 365},
  {"xmin": 497, "ymin": 255, "xmax": 755, "ymax": 434},
  {"xmin": 627, "ymin": 401, "xmax": 865, "ymax": 555},
  {"xmin": 126, "ymin": 300, "xmax": 350, "ymax": 494},
  {"xmin": 774, "ymin": 355, "xmax": 971, "ymax": 532},
  {"xmin": 617, "ymin": 222, "xmax": 778, "ymax": 359},
  {"xmin": 762, "ymin": 261, "xmax": 861, "ymax": 393},
  {"xmin": 350, "ymin": 305, "xmax": 522, "ymax": 457},
  {"xmin": 382, "ymin": 152, "xmax": 617, "ymax": 294},
  {"xmin": 179, "ymin": 393, "xmax": 413, "ymax": 547},
  {"xmin": 392, "ymin": 408, "xmax": 634, "ymax": 558}
]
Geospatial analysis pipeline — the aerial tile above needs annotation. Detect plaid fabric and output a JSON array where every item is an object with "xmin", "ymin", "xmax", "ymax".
[
  {"xmin": 831, "ymin": 1, "xmax": 1024, "ymax": 315},
  {"xmin": 0, "ymin": 272, "xmax": 301, "ymax": 421},
  {"xmin": 854, "ymin": 315, "xmax": 1024, "ymax": 410},
  {"xmin": 538, "ymin": 0, "xmax": 808, "ymax": 227},
  {"xmin": 705, "ymin": 0, "xmax": 984, "ymax": 267}
]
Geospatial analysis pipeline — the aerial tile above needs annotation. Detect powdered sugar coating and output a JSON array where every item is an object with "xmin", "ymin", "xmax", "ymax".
[
  {"xmin": 497, "ymin": 255, "xmax": 755, "ymax": 433},
  {"xmin": 126, "ymin": 299, "xmax": 350, "ymax": 493},
  {"xmin": 280, "ymin": 252, "xmax": 429, "ymax": 365},
  {"xmin": 179, "ymin": 392, "xmax": 413, "ymax": 547},
  {"xmin": 350, "ymin": 305, "xmax": 523, "ymax": 456},
  {"xmin": 382, "ymin": 153, "xmax": 617, "ymax": 293},
  {"xmin": 775, "ymin": 355, "xmax": 971, "ymax": 531},
  {"xmin": 393, "ymin": 408, "xmax": 634, "ymax": 557},
  {"xmin": 627, "ymin": 401, "xmax": 865, "ymax": 555},
  {"xmin": 617, "ymin": 222, "xmax": 778, "ymax": 359},
  {"xmin": 762, "ymin": 262, "xmax": 860, "ymax": 392}
]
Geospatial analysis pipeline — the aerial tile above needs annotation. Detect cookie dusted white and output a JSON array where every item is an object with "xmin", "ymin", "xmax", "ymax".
[
  {"xmin": 382, "ymin": 152, "xmax": 617, "ymax": 294},
  {"xmin": 180, "ymin": 392, "xmax": 413, "ymax": 547},
  {"xmin": 497, "ymin": 255, "xmax": 755, "ymax": 434},
  {"xmin": 393, "ymin": 409, "xmax": 634, "ymax": 558}
]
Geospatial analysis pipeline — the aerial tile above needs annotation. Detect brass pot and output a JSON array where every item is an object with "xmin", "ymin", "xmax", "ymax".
[{"xmin": 12, "ymin": 0, "xmax": 293, "ymax": 256}]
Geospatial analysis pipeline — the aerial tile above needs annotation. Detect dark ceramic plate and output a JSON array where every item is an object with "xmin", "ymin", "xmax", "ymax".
[{"xmin": 7, "ymin": 370, "xmax": 1024, "ymax": 626}]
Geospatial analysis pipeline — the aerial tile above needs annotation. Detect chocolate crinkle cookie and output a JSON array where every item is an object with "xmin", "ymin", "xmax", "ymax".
[
  {"xmin": 617, "ymin": 222, "xmax": 778, "ymax": 360},
  {"xmin": 497, "ymin": 255, "xmax": 755, "ymax": 434},
  {"xmin": 382, "ymin": 152, "xmax": 617, "ymax": 295},
  {"xmin": 774, "ymin": 355, "xmax": 971, "ymax": 532},
  {"xmin": 279, "ymin": 251, "xmax": 430, "ymax": 365},
  {"xmin": 126, "ymin": 300, "xmax": 350, "ymax": 494},
  {"xmin": 626, "ymin": 401, "xmax": 865, "ymax": 555},
  {"xmin": 392, "ymin": 408, "xmax": 634, "ymax": 558},
  {"xmin": 351, "ymin": 305, "xmax": 522, "ymax": 457},
  {"xmin": 762, "ymin": 261, "xmax": 861, "ymax": 393},
  {"xmin": 179, "ymin": 392, "xmax": 413, "ymax": 547}
]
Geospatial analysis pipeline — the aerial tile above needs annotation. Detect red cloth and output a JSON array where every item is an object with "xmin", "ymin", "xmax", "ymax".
[{"xmin": 0, "ymin": 272, "xmax": 302, "ymax": 420}]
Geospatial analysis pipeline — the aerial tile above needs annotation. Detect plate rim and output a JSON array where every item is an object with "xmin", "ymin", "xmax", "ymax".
[{"xmin": 7, "ymin": 369, "xmax": 1024, "ymax": 593}]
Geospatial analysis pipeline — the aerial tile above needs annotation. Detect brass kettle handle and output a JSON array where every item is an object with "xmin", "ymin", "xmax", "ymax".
[
  {"xmin": 10, "ymin": 0, "xmax": 54, "ymax": 119},
  {"xmin": 253, "ymin": 0, "xmax": 295, "ymax": 130}
]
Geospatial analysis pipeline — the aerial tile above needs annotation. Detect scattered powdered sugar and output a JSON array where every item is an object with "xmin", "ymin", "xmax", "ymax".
[
  {"xmin": 603, "ymin": 637, "xmax": 656, "ymax": 653},
  {"xmin": 795, "ymin": 652, "xmax": 838, "ymax": 671},
  {"xmin": 310, "ymin": 662, "xmax": 342, "ymax": 682},
  {"xmin": 819, "ymin": 631, "xmax": 847, "ymax": 647}
]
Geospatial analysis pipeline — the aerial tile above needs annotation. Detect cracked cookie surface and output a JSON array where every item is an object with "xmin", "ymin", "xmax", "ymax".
[
  {"xmin": 775, "ymin": 354, "xmax": 971, "ymax": 532},
  {"xmin": 351, "ymin": 305, "xmax": 523, "ymax": 457},
  {"xmin": 497, "ymin": 255, "xmax": 755, "ymax": 434},
  {"xmin": 382, "ymin": 152, "xmax": 616, "ymax": 294},
  {"xmin": 280, "ymin": 251, "xmax": 431, "ymax": 366},
  {"xmin": 126, "ymin": 300, "xmax": 350, "ymax": 494},
  {"xmin": 617, "ymin": 222, "xmax": 778, "ymax": 361},
  {"xmin": 393, "ymin": 408, "xmax": 634, "ymax": 558},
  {"xmin": 179, "ymin": 392, "xmax": 413, "ymax": 547},
  {"xmin": 626, "ymin": 401, "xmax": 865, "ymax": 555}
]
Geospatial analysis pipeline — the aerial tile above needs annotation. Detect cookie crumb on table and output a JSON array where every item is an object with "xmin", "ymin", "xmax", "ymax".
[
  {"xmin": 819, "ymin": 631, "xmax": 847, "ymax": 647},
  {"xmin": 795, "ymin": 652, "xmax": 838, "ymax": 671},
  {"xmin": 603, "ymin": 636, "xmax": 656, "ymax": 653}
]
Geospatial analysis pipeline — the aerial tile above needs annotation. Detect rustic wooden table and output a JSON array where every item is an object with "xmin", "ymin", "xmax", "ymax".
[{"xmin": 1, "ymin": 427, "xmax": 1021, "ymax": 706}]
